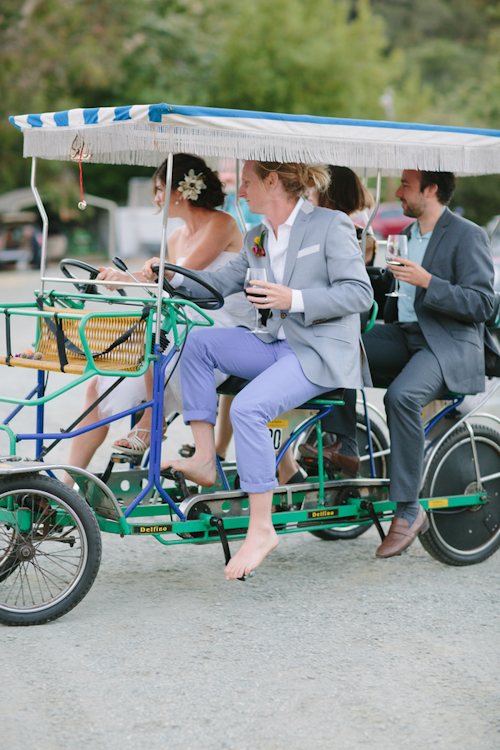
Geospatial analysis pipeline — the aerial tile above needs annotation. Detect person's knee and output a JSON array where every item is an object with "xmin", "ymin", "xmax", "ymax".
[
  {"xmin": 384, "ymin": 383, "xmax": 418, "ymax": 414},
  {"xmin": 185, "ymin": 328, "xmax": 220, "ymax": 363},
  {"xmin": 184, "ymin": 328, "xmax": 205, "ymax": 355},
  {"xmin": 230, "ymin": 392, "xmax": 265, "ymax": 429}
]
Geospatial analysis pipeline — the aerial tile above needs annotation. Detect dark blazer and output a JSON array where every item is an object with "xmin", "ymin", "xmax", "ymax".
[{"xmin": 371, "ymin": 207, "xmax": 499, "ymax": 394}]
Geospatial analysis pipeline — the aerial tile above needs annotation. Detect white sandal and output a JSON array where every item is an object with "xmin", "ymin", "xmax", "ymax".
[{"xmin": 113, "ymin": 427, "xmax": 151, "ymax": 457}]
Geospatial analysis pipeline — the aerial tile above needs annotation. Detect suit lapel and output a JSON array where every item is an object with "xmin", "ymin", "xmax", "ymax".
[
  {"xmin": 282, "ymin": 202, "xmax": 313, "ymax": 288},
  {"xmin": 263, "ymin": 229, "xmax": 276, "ymax": 283},
  {"xmin": 248, "ymin": 222, "xmax": 276, "ymax": 282},
  {"xmin": 421, "ymin": 207, "xmax": 451, "ymax": 271},
  {"xmin": 414, "ymin": 208, "xmax": 450, "ymax": 305}
]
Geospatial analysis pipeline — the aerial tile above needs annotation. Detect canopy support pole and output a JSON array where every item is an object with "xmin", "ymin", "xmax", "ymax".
[
  {"xmin": 157, "ymin": 153, "xmax": 173, "ymax": 329},
  {"xmin": 234, "ymin": 160, "xmax": 247, "ymax": 233},
  {"xmin": 31, "ymin": 157, "xmax": 49, "ymax": 296},
  {"xmin": 361, "ymin": 169, "xmax": 381, "ymax": 257}
]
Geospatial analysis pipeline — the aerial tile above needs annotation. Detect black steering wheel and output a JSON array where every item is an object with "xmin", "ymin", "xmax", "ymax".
[
  {"xmin": 151, "ymin": 263, "xmax": 224, "ymax": 311},
  {"xmin": 60, "ymin": 259, "xmax": 127, "ymax": 297}
]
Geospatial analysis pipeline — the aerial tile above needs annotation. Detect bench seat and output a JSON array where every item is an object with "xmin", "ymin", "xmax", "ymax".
[{"xmin": 217, "ymin": 375, "xmax": 345, "ymax": 406}]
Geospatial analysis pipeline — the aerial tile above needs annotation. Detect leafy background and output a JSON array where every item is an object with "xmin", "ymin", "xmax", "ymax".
[{"xmin": 2, "ymin": 0, "xmax": 500, "ymax": 224}]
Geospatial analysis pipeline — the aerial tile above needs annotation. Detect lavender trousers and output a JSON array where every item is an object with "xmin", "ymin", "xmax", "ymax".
[{"xmin": 180, "ymin": 327, "xmax": 331, "ymax": 493}]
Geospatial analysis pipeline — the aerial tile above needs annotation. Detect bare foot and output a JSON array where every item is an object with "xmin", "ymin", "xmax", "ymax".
[
  {"xmin": 161, "ymin": 456, "xmax": 217, "ymax": 488},
  {"xmin": 225, "ymin": 526, "xmax": 279, "ymax": 580}
]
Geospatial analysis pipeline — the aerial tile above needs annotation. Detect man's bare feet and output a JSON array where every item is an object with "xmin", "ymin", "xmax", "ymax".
[
  {"xmin": 225, "ymin": 526, "xmax": 279, "ymax": 580},
  {"xmin": 161, "ymin": 456, "xmax": 217, "ymax": 488}
]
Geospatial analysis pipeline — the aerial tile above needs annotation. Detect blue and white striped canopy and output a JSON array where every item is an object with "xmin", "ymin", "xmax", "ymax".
[{"xmin": 9, "ymin": 103, "xmax": 500, "ymax": 175}]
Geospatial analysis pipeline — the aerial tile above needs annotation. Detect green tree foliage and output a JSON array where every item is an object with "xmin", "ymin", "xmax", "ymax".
[
  {"xmin": 2, "ymin": 0, "xmax": 500, "ymax": 223},
  {"xmin": 0, "ymin": 0, "xmax": 218, "ymax": 200},
  {"xmin": 0, "ymin": 0, "xmax": 146, "ymax": 198},
  {"xmin": 208, "ymin": 0, "xmax": 395, "ymax": 118},
  {"xmin": 371, "ymin": 0, "xmax": 500, "ymax": 219}
]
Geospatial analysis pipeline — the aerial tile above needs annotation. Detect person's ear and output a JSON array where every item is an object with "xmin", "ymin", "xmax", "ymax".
[
  {"xmin": 423, "ymin": 182, "xmax": 438, "ymax": 200},
  {"xmin": 266, "ymin": 171, "xmax": 280, "ymax": 191}
]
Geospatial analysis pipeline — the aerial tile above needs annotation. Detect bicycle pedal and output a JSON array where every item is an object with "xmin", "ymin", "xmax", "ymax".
[
  {"xmin": 160, "ymin": 467, "xmax": 184, "ymax": 481},
  {"xmin": 111, "ymin": 452, "xmax": 140, "ymax": 464}
]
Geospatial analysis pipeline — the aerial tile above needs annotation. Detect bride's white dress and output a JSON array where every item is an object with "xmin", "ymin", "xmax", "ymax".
[{"xmin": 95, "ymin": 251, "xmax": 254, "ymax": 419}]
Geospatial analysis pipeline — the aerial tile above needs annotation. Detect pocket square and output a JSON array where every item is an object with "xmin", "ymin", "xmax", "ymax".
[{"xmin": 297, "ymin": 244, "xmax": 320, "ymax": 258}]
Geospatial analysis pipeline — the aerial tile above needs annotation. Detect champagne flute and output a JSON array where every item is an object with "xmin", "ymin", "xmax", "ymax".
[
  {"xmin": 245, "ymin": 268, "xmax": 268, "ymax": 333},
  {"xmin": 386, "ymin": 234, "xmax": 409, "ymax": 298}
]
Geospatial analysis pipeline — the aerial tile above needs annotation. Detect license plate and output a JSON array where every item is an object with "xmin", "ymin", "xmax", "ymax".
[{"xmin": 267, "ymin": 418, "xmax": 288, "ymax": 451}]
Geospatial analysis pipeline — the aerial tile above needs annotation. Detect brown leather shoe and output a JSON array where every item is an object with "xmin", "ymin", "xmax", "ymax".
[
  {"xmin": 376, "ymin": 505, "xmax": 430, "ymax": 558},
  {"xmin": 298, "ymin": 440, "xmax": 360, "ymax": 478}
]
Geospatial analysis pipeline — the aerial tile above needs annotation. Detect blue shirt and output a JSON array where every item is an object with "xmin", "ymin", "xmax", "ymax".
[{"xmin": 398, "ymin": 207, "xmax": 445, "ymax": 323}]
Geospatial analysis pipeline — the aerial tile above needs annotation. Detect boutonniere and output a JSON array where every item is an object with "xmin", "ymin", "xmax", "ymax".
[{"xmin": 252, "ymin": 230, "xmax": 266, "ymax": 257}]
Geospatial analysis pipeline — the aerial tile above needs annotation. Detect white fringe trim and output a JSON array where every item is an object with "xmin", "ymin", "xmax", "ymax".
[{"xmin": 22, "ymin": 121, "xmax": 500, "ymax": 176}]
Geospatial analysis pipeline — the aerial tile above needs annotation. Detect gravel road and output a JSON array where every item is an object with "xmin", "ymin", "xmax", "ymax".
[{"xmin": 1, "ymin": 266, "xmax": 499, "ymax": 750}]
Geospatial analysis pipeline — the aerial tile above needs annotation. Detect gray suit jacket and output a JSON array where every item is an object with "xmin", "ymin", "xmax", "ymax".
[
  {"xmin": 175, "ymin": 201, "xmax": 374, "ymax": 389},
  {"xmin": 384, "ymin": 207, "xmax": 497, "ymax": 394}
]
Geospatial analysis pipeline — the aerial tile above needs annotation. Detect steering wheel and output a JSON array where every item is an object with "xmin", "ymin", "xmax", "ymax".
[
  {"xmin": 151, "ymin": 263, "xmax": 224, "ymax": 311},
  {"xmin": 60, "ymin": 259, "xmax": 127, "ymax": 297}
]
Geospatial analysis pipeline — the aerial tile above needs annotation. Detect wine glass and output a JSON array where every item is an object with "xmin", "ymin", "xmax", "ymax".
[
  {"xmin": 244, "ymin": 268, "xmax": 268, "ymax": 333},
  {"xmin": 385, "ymin": 234, "xmax": 409, "ymax": 298}
]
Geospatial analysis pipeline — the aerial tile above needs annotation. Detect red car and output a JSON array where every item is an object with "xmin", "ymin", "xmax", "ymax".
[{"xmin": 369, "ymin": 202, "xmax": 415, "ymax": 239}]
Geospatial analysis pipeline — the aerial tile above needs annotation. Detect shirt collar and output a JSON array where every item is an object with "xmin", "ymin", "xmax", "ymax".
[
  {"xmin": 262, "ymin": 197, "xmax": 305, "ymax": 233},
  {"xmin": 412, "ymin": 205, "xmax": 446, "ymax": 240}
]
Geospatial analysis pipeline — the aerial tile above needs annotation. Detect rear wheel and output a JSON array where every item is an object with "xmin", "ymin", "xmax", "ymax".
[
  {"xmin": 0, "ymin": 474, "xmax": 102, "ymax": 625},
  {"xmin": 420, "ymin": 424, "xmax": 500, "ymax": 565},
  {"xmin": 0, "ymin": 527, "xmax": 19, "ymax": 583},
  {"xmin": 297, "ymin": 411, "xmax": 389, "ymax": 540}
]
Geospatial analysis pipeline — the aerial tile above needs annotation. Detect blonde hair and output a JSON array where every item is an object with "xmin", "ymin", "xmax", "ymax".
[{"xmin": 253, "ymin": 162, "xmax": 330, "ymax": 199}]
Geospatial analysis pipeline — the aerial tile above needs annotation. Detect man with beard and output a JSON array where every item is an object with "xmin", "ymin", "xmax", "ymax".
[{"xmin": 300, "ymin": 170, "xmax": 499, "ymax": 558}]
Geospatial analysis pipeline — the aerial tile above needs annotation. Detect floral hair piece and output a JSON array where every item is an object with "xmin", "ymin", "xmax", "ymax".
[{"xmin": 177, "ymin": 169, "xmax": 207, "ymax": 201}]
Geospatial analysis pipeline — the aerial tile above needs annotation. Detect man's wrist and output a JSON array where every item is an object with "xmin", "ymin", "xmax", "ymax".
[{"xmin": 421, "ymin": 271, "xmax": 432, "ymax": 289}]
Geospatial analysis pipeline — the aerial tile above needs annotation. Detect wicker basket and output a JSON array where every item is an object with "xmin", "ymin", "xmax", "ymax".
[{"xmin": 3, "ymin": 307, "xmax": 149, "ymax": 375}]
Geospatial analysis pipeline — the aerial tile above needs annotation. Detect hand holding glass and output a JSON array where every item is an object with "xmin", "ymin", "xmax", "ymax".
[
  {"xmin": 386, "ymin": 234, "xmax": 409, "ymax": 298},
  {"xmin": 245, "ymin": 268, "xmax": 268, "ymax": 333}
]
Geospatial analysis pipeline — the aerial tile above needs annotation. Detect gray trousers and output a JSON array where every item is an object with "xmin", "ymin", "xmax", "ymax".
[{"xmin": 323, "ymin": 323, "xmax": 448, "ymax": 521}]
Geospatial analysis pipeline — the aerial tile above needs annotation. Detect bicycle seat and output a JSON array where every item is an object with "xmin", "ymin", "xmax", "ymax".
[{"xmin": 217, "ymin": 376, "xmax": 344, "ymax": 406}]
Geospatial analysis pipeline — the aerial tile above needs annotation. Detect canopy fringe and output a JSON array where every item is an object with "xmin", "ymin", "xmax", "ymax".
[{"xmin": 23, "ymin": 121, "xmax": 500, "ymax": 175}]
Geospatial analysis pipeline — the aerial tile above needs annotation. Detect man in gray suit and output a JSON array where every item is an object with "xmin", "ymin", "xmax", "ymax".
[
  {"xmin": 302, "ymin": 169, "xmax": 498, "ymax": 558},
  {"xmin": 148, "ymin": 160, "xmax": 373, "ymax": 579}
]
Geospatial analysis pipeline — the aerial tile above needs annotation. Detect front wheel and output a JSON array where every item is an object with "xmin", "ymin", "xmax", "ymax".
[
  {"xmin": 0, "ymin": 474, "xmax": 102, "ymax": 625},
  {"xmin": 297, "ymin": 411, "xmax": 389, "ymax": 540},
  {"xmin": 419, "ymin": 424, "xmax": 500, "ymax": 566}
]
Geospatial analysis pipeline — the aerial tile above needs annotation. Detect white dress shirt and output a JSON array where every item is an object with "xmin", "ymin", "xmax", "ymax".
[
  {"xmin": 262, "ymin": 197, "xmax": 305, "ymax": 338},
  {"xmin": 170, "ymin": 198, "xmax": 306, "ymax": 339}
]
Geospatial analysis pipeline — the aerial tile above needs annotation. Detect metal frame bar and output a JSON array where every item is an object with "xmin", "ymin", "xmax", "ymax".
[
  {"xmin": 361, "ymin": 389, "xmax": 377, "ymax": 478},
  {"xmin": 423, "ymin": 397, "xmax": 464, "ymax": 439},
  {"xmin": 234, "ymin": 159, "xmax": 247, "ymax": 233},
  {"xmin": 157, "ymin": 153, "xmax": 173, "ymax": 330},
  {"xmin": 30, "ymin": 158, "xmax": 49, "ymax": 297},
  {"xmin": 361, "ymin": 169, "xmax": 381, "ymax": 256},
  {"xmin": 464, "ymin": 420, "xmax": 485, "ymax": 491}
]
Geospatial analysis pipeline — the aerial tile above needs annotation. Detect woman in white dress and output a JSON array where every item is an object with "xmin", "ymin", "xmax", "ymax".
[{"xmin": 62, "ymin": 155, "xmax": 254, "ymax": 483}]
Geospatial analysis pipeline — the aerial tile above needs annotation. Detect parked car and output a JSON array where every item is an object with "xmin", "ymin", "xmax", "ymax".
[
  {"xmin": 0, "ymin": 212, "xmax": 38, "ymax": 269},
  {"xmin": 369, "ymin": 202, "xmax": 415, "ymax": 239}
]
